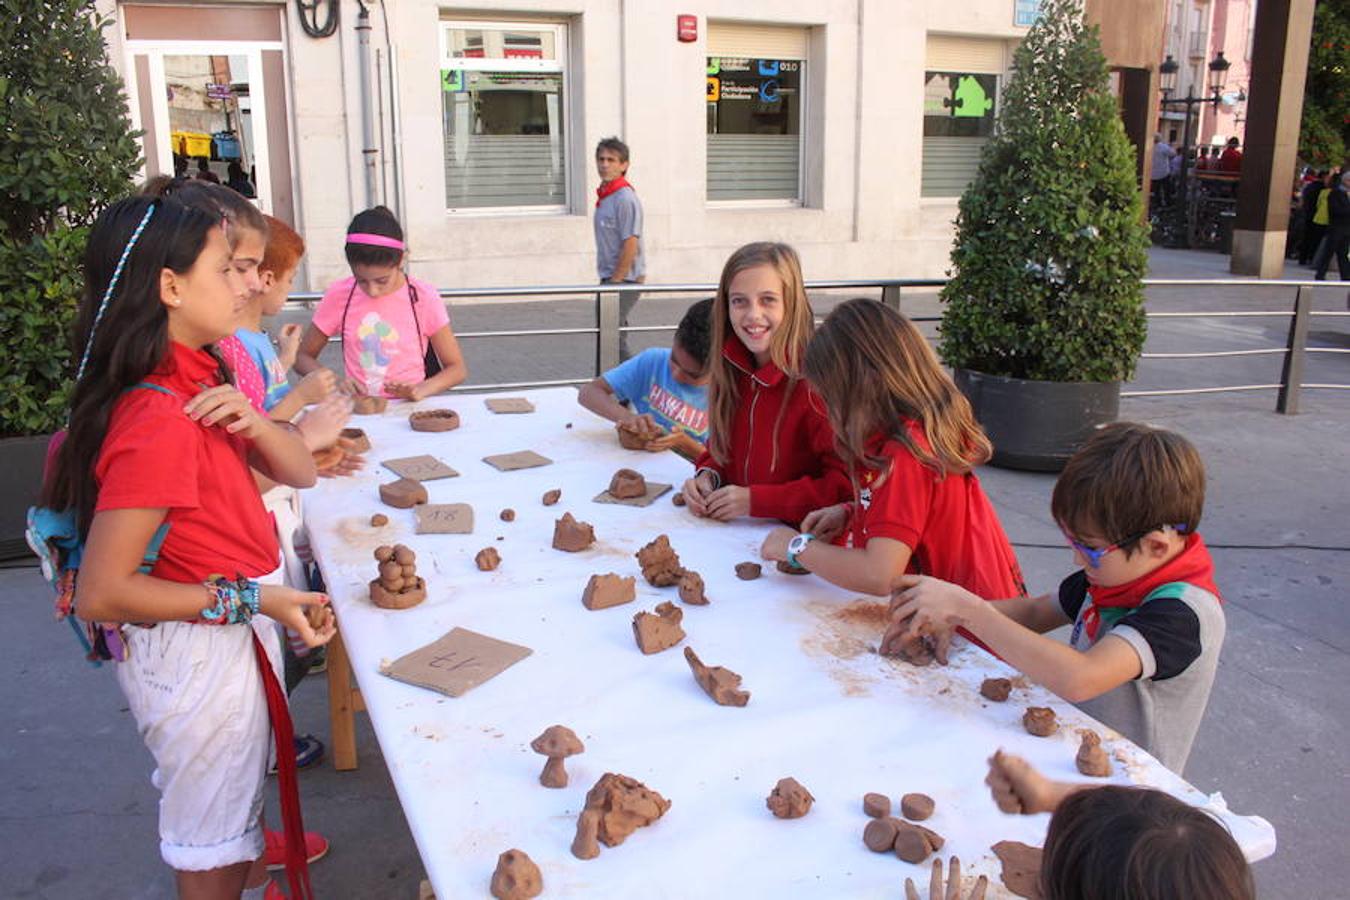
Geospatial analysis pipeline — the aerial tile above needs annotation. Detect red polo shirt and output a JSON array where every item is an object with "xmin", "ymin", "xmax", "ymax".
[
  {"xmin": 850, "ymin": 425, "xmax": 1025, "ymax": 601},
  {"xmin": 95, "ymin": 342, "xmax": 279, "ymax": 584},
  {"xmin": 694, "ymin": 337, "xmax": 848, "ymax": 524}
]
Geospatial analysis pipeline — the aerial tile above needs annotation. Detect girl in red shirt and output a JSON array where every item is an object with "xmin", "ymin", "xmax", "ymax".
[
  {"xmin": 761, "ymin": 299, "xmax": 1025, "ymax": 656},
  {"xmin": 41, "ymin": 196, "xmax": 332, "ymax": 899},
  {"xmin": 681, "ymin": 242, "xmax": 847, "ymax": 524}
]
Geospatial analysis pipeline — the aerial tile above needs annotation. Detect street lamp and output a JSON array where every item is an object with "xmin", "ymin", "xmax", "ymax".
[{"xmin": 1158, "ymin": 50, "xmax": 1232, "ymax": 248}]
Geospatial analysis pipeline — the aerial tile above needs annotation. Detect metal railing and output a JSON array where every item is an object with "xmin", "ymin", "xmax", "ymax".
[{"xmin": 286, "ymin": 277, "xmax": 1349, "ymax": 413}]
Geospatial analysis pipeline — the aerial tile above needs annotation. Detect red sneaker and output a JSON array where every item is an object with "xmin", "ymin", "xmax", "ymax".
[{"xmin": 264, "ymin": 827, "xmax": 329, "ymax": 871}]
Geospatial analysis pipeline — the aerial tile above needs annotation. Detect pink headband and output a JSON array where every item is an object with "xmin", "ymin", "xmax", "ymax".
[{"xmin": 346, "ymin": 232, "xmax": 404, "ymax": 250}]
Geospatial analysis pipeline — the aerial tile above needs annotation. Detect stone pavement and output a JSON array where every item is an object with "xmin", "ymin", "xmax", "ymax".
[{"xmin": 2, "ymin": 247, "xmax": 1346, "ymax": 898}]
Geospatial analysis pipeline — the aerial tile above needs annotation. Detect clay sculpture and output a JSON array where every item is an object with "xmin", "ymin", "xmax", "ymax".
[
  {"xmin": 677, "ymin": 570, "xmax": 708, "ymax": 605},
  {"xmin": 370, "ymin": 513, "xmax": 388, "ymax": 527},
  {"xmin": 863, "ymin": 816, "xmax": 901, "ymax": 852},
  {"xmin": 608, "ymin": 468, "xmax": 647, "ymax": 499},
  {"xmin": 893, "ymin": 821, "xmax": 945, "ymax": 864},
  {"xmin": 531, "ymin": 725, "xmax": 584, "ymax": 789},
  {"xmin": 980, "ymin": 677, "xmax": 1013, "ymax": 702},
  {"xmin": 489, "ymin": 849, "xmax": 542, "ymax": 900},
  {"xmin": 1075, "ymin": 730, "xmax": 1112, "ymax": 777},
  {"xmin": 900, "ymin": 793, "xmax": 935, "ymax": 822},
  {"xmin": 880, "ymin": 631, "xmax": 936, "ymax": 667},
  {"xmin": 636, "ymin": 535, "xmax": 684, "ymax": 586},
  {"xmin": 379, "ymin": 478, "xmax": 428, "ymax": 509},
  {"xmin": 369, "ymin": 544, "xmax": 426, "ymax": 609},
  {"xmin": 862, "ymin": 793, "xmax": 891, "ymax": 818},
  {"xmin": 683, "ymin": 647, "xmax": 750, "ymax": 706},
  {"xmin": 992, "ymin": 840, "xmax": 1044, "ymax": 899},
  {"xmin": 551, "ymin": 512, "xmax": 595, "ymax": 552},
  {"xmin": 475, "ymin": 547, "xmax": 501, "ymax": 572},
  {"xmin": 352, "ymin": 394, "xmax": 387, "ymax": 415},
  {"xmin": 1023, "ymin": 706, "xmax": 1058, "ymax": 737},
  {"xmin": 500, "ymin": 508, "xmax": 516, "ymax": 522},
  {"xmin": 765, "ymin": 777, "xmax": 814, "ymax": 819},
  {"xmin": 735, "ymin": 561, "xmax": 762, "ymax": 581},
  {"xmin": 776, "ymin": 559, "xmax": 810, "ymax": 575},
  {"xmin": 582, "ymin": 573, "xmax": 636, "ymax": 610},
  {"xmin": 632, "ymin": 602, "xmax": 685, "ymax": 654},
  {"xmin": 571, "ymin": 773, "xmax": 671, "ymax": 859},
  {"xmin": 541, "ymin": 488, "xmax": 561, "ymax": 506},
  {"xmin": 672, "ymin": 492, "xmax": 686, "ymax": 507},
  {"xmin": 409, "ymin": 409, "xmax": 459, "ymax": 432},
  {"xmin": 340, "ymin": 427, "xmax": 371, "ymax": 453},
  {"xmin": 616, "ymin": 421, "xmax": 658, "ymax": 450}
]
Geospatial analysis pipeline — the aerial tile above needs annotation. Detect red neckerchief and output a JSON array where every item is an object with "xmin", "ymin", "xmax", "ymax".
[
  {"xmin": 596, "ymin": 176, "xmax": 632, "ymax": 207},
  {"xmin": 1081, "ymin": 533, "xmax": 1221, "ymax": 641}
]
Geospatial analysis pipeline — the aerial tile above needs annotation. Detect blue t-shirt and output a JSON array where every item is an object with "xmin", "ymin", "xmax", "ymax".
[
  {"xmin": 602, "ymin": 347, "xmax": 708, "ymax": 441},
  {"xmin": 235, "ymin": 328, "xmax": 292, "ymax": 412}
]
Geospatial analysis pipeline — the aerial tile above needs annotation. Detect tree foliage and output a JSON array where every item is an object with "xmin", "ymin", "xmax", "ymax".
[
  {"xmin": 1299, "ymin": 0, "xmax": 1350, "ymax": 168},
  {"xmin": 0, "ymin": 0, "xmax": 141, "ymax": 437},
  {"xmin": 938, "ymin": 0, "xmax": 1149, "ymax": 384}
]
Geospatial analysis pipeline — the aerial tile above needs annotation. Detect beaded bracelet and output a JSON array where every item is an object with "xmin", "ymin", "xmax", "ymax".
[{"xmin": 200, "ymin": 575, "xmax": 262, "ymax": 625}]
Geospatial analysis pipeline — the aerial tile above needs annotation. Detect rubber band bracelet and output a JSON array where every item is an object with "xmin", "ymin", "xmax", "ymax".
[{"xmin": 200, "ymin": 575, "xmax": 262, "ymax": 625}]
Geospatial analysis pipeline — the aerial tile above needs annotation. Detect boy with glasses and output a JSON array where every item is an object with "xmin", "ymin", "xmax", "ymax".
[{"xmin": 885, "ymin": 422, "xmax": 1224, "ymax": 774}]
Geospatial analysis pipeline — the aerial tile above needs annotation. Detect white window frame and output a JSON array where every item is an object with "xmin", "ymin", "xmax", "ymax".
[
  {"xmin": 705, "ymin": 54, "xmax": 809, "ymax": 209},
  {"xmin": 438, "ymin": 19, "xmax": 570, "ymax": 216}
]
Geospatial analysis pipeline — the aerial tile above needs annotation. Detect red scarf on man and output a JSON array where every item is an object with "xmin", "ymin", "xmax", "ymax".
[
  {"xmin": 1081, "ymin": 532, "xmax": 1221, "ymax": 642},
  {"xmin": 596, "ymin": 176, "xmax": 632, "ymax": 207}
]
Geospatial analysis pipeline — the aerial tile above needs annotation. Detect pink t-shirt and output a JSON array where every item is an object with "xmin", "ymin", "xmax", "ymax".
[
  {"xmin": 311, "ymin": 275, "xmax": 450, "ymax": 396},
  {"xmin": 216, "ymin": 334, "xmax": 267, "ymax": 411}
]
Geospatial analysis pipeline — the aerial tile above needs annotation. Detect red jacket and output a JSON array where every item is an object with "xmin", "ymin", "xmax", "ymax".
[{"xmin": 694, "ymin": 337, "xmax": 848, "ymax": 524}]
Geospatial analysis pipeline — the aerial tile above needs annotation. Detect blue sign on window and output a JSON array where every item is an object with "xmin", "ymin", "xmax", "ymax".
[{"xmin": 1014, "ymin": 0, "xmax": 1041, "ymax": 27}]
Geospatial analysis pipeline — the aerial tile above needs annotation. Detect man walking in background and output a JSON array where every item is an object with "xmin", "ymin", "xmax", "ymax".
[{"xmin": 594, "ymin": 136, "xmax": 646, "ymax": 359}]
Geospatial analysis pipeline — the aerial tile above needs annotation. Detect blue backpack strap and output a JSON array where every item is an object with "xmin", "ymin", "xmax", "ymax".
[
  {"xmin": 130, "ymin": 381, "xmax": 178, "ymax": 398},
  {"xmin": 138, "ymin": 523, "xmax": 171, "ymax": 573}
]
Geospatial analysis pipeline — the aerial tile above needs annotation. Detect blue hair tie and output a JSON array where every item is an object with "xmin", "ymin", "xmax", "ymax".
[{"xmin": 75, "ymin": 203, "xmax": 157, "ymax": 384}]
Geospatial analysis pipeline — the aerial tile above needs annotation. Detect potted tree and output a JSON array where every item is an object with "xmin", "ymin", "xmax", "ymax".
[
  {"xmin": 938, "ymin": 0, "xmax": 1149, "ymax": 472},
  {"xmin": 0, "ymin": 0, "xmax": 141, "ymax": 558}
]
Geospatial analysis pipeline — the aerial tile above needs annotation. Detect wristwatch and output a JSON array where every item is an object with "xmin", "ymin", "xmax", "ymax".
[{"xmin": 786, "ymin": 532, "xmax": 815, "ymax": 569}]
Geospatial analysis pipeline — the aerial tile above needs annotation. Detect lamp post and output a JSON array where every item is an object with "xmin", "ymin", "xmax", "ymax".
[{"xmin": 1159, "ymin": 51, "xmax": 1232, "ymax": 248}]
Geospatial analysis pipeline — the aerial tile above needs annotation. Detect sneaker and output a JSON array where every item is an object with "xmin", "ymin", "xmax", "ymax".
[
  {"xmin": 269, "ymin": 733, "xmax": 325, "ymax": 775},
  {"xmin": 264, "ymin": 828, "xmax": 330, "ymax": 871},
  {"xmin": 305, "ymin": 647, "xmax": 328, "ymax": 676}
]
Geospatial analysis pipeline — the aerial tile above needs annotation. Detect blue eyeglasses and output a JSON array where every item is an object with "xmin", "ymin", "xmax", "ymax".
[{"xmin": 1062, "ymin": 524, "xmax": 1187, "ymax": 568}]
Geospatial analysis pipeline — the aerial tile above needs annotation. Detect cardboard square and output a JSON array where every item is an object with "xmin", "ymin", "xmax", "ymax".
[
  {"xmin": 482, "ymin": 450, "xmax": 553, "ymax": 471},
  {"xmin": 593, "ymin": 481, "xmax": 674, "ymax": 508},
  {"xmin": 485, "ymin": 397, "xmax": 535, "ymax": 414},
  {"xmin": 381, "ymin": 454, "xmax": 460, "ymax": 482},
  {"xmin": 380, "ymin": 627, "xmax": 532, "ymax": 698},
  {"xmin": 415, "ymin": 503, "xmax": 474, "ymax": 534}
]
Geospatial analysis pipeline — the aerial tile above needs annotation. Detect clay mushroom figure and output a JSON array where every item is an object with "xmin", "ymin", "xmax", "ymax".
[{"xmin": 531, "ymin": 725, "xmax": 584, "ymax": 788}]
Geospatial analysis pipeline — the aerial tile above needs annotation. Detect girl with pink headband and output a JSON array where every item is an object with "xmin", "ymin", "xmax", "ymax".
[{"xmin": 294, "ymin": 206, "xmax": 467, "ymax": 400}]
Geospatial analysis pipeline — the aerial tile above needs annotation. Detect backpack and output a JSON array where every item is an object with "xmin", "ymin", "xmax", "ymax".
[{"xmin": 26, "ymin": 383, "xmax": 173, "ymax": 665}]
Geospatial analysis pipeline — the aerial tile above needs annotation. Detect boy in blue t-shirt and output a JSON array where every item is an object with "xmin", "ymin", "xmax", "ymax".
[{"xmin": 579, "ymin": 298, "xmax": 712, "ymax": 459}]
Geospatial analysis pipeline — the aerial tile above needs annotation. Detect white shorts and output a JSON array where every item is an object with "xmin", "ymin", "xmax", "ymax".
[
  {"xmin": 263, "ymin": 485, "xmax": 307, "ymax": 590},
  {"xmin": 116, "ymin": 612, "xmax": 283, "ymax": 871}
]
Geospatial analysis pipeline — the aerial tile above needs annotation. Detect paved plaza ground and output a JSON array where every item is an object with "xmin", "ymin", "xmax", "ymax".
[{"xmin": 2, "ymin": 248, "xmax": 1346, "ymax": 897}]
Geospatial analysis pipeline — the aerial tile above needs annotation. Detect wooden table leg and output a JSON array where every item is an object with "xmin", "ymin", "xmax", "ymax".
[{"xmin": 327, "ymin": 626, "xmax": 359, "ymax": 771}]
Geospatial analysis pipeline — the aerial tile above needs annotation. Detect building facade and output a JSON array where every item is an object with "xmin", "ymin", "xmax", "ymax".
[
  {"xmin": 1157, "ymin": 0, "xmax": 1254, "ymax": 149},
  {"xmin": 100, "ymin": 0, "xmax": 1160, "ymax": 291}
]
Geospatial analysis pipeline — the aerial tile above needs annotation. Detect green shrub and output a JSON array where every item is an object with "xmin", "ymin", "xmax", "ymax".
[
  {"xmin": 0, "ymin": 0, "xmax": 141, "ymax": 437},
  {"xmin": 938, "ymin": 0, "xmax": 1149, "ymax": 384}
]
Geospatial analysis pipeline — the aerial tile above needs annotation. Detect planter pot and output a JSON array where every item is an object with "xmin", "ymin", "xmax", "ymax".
[
  {"xmin": 0, "ymin": 434, "xmax": 51, "ymax": 561},
  {"xmin": 954, "ymin": 369, "xmax": 1120, "ymax": 473}
]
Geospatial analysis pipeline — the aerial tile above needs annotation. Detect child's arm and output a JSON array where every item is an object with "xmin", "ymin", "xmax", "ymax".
[
  {"xmin": 578, "ymin": 376, "xmax": 659, "ymax": 433},
  {"xmin": 985, "ymin": 750, "xmax": 1087, "ymax": 815},
  {"xmin": 76, "ymin": 507, "xmax": 334, "ymax": 647},
  {"xmin": 293, "ymin": 323, "xmax": 330, "ymax": 376},
  {"xmin": 184, "ymin": 385, "xmax": 317, "ymax": 489},
  {"xmin": 387, "ymin": 325, "xmax": 468, "ymax": 401},
  {"xmin": 761, "ymin": 528, "xmax": 910, "ymax": 597},
  {"xmin": 276, "ymin": 323, "xmax": 304, "ymax": 371},
  {"xmin": 268, "ymin": 368, "xmax": 338, "ymax": 423},
  {"xmin": 889, "ymin": 575, "xmax": 1142, "ymax": 703}
]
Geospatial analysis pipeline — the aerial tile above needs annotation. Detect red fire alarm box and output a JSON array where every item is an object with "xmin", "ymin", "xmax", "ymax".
[{"xmin": 677, "ymin": 14, "xmax": 697, "ymax": 42}]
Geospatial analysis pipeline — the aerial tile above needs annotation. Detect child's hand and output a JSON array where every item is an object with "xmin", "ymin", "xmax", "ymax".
[
  {"xmin": 619, "ymin": 413, "xmax": 660, "ymax": 437},
  {"xmin": 800, "ymin": 503, "xmax": 849, "ymax": 544},
  {"xmin": 184, "ymin": 385, "xmax": 267, "ymax": 438},
  {"xmin": 296, "ymin": 394, "xmax": 352, "ymax": 452},
  {"xmin": 386, "ymin": 380, "xmax": 436, "ymax": 402},
  {"xmin": 885, "ymin": 574, "xmax": 980, "ymax": 661},
  {"xmin": 680, "ymin": 472, "xmax": 718, "ymax": 517},
  {"xmin": 760, "ymin": 526, "xmax": 797, "ymax": 562},
  {"xmin": 985, "ymin": 750, "xmax": 1059, "ymax": 815},
  {"xmin": 339, "ymin": 376, "xmax": 367, "ymax": 397},
  {"xmin": 705, "ymin": 485, "xmax": 751, "ymax": 521},
  {"xmin": 295, "ymin": 367, "xmax": 338, "ymax": 405},
  {"xmin": 318, "ymin": 435, "xmax": 367, "ymax": 478},
  {"xmin": 905, "ymin": 856, "xmax": 988, "ymax": 900},
  {"xmin": 259, "ymin": 585, "xmax": 336, "ymax": 649},
  {"xmin": 277, "ymin": 324, "xmax": 304, "ymax": 364}
]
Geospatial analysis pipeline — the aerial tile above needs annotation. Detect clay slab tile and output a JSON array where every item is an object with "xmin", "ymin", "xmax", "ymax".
[{"xmin": 582, "ymin": 573, "xmax": 636, "ymax": 610}]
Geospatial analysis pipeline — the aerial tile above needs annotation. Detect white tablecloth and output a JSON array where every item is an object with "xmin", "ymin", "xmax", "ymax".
[{"xmin": 301, "ymin": 387, "xmax": 1275, "ymax": 899}]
